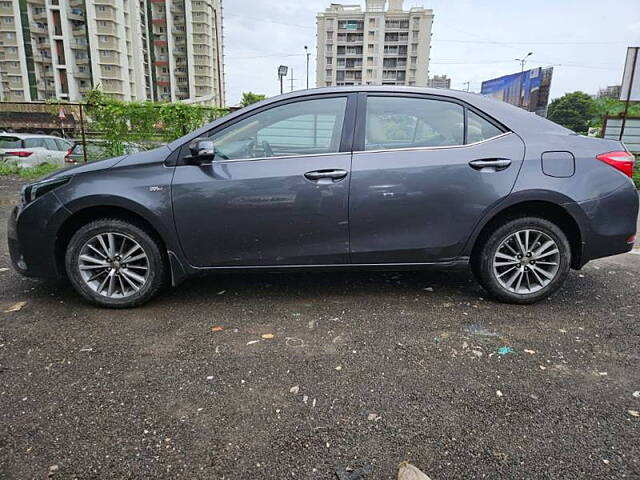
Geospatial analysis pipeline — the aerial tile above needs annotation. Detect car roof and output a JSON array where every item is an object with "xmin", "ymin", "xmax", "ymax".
[
  {"xmin": 0, "ymin": 133, "xmax": 70, "ymax": 140},
  {"xmin": 169, "ymin": 86, "xmax": 571, "ymax": 150}
]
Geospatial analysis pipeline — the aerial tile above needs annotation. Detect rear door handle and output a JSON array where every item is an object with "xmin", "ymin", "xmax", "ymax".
[
  {"xmin": 304, "ymin": 169, "xmax": 348, "ymax": 182},
  {"xmin": 469, "ymin": 158, "xmax": 512, "ymax": 171}
]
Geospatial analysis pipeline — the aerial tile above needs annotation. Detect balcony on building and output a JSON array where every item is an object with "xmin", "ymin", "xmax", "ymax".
[{"xmin": 337, "ymin": 20, "xmax": 364, "ymax": 31}]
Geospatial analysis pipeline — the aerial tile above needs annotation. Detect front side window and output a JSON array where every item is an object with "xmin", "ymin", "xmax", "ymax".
[
  {"xmin": 365, "ymin": 96, "xmax": 464, "ymax": 150},
  {"xmin": 206, "ymin": 97, "xmax": 347, "ymax": 160},
  {"xmin": 43, "ymin": 138, "xmax": 59, "ymax": 151}
]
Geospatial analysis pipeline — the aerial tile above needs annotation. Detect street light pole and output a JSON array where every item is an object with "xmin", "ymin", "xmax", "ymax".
[
  {"xmin": 515, "ymin": 52, "xmax": 533, "ymax": 108},
  {"xmin": 304, "ymin": 45, "xmax": 310, "ymax": 89}
]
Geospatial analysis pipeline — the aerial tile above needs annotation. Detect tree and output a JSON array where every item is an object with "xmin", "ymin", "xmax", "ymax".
[
  {"xmin": 240, "ymin": 92, "xmax": 267, "ymax": 107},
  {"xmin": 546, "ymin": 91, "xmax": 596, "ymax": 134}
]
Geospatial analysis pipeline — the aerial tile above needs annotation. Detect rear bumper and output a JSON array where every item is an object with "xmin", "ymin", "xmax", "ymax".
[
  {"xmin": 576, "ymin": 182, "xmax": 639, "ymax": 265},
  {"xmin": 7, "ymin": 193, "xmax": 69, "ymax": 279}
]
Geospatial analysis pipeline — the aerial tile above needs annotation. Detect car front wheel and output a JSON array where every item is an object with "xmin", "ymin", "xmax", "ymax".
[
  {"xmin": 473, "ymin": 216, "xmax": 571, "ymax": 304},
  {"xmin": 65, "ymin": 218, "xmax": 166, "ymax": 308}
]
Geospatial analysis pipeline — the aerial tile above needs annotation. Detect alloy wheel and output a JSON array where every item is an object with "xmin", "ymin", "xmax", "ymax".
[
  {"xmin": 492, "ymin": 229, "xmax": 560, "ymax": 294},
  {"xmin": 77, "ymin": 232, "xmax": 149, "ymax": 298}
]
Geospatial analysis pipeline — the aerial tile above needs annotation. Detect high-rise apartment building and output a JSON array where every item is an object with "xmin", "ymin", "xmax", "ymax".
[
  {"xmin": 428, "ymin": 74, "xmax": 451, "ymax": 89},
  {"xmin": 0, "ymin": 0, "xmax": 224, "ymax": 106},
  {"xmin": 316, "ymin": 0, "xmax": 433, "ymax": 88}
]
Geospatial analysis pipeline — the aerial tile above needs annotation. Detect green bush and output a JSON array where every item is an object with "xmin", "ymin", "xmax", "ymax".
[
  {"xmin": 84, "ymin": 89, "xmax": 229, "ymax": 158},
  {"xmin": 0, "ymin": 162, "xmax": 61, "ymax": 179}
]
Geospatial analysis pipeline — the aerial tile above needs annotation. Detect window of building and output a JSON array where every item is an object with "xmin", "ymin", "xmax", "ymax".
[
  {"xmin": 412, "ymin": 30, "xmax": 419, "ymax": 41},
  {"xmin": 364, "ymin": 96, "xmax": 465, "ymax": 150},
  {"xmin": 205, "ymin": 97, "xmax": 348, "ymax": 160},
  {"xmin": 411, "ymin": 43, "xmax": 418, "ymax": 52},
  {"xmin": 467, "ymin": 111, "xmax": 504, "ymax": 143},
  {"xmin": 326, "ymin": 57, "xmax": 332, "ymax": 65},
  {"xmin": 368, "ymin": 18, "xmax": 376, "ymax": 26}
]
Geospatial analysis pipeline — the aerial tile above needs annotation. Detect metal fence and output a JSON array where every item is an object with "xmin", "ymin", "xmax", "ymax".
[{"xmin": 0, "ymin": 101, "xmax": 229, "ymax": 163}]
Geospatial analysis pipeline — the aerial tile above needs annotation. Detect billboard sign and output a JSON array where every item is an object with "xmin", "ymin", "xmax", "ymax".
[
  {"xmin": 481, "ymin": 67, "xmax": 554, "ymax": 117},
  {"xmin": 603, "ymin": 117, "xmax": 640, "ymax": 153},
  {"xmin": 620, "ymin": 47, "xmax": 640, "ymax": 102}
]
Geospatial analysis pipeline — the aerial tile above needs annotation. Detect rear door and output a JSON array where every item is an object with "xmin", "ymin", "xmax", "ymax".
[
  {"xmin": 349, "ymin": 93, "xmax": 525, "ymax": 264},
  {"xmin": 171, "ymin": 94, "xmax": 356, "ymax": 267}
]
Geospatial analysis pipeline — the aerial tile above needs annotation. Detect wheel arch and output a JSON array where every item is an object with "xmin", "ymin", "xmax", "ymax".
[
  {"xmin": 467, "ymin": 193, "xmax": 586, "ymax": 269},
  {"xmin": 54, "ymin": 203, "xmax": 187, "ymax": 284}
]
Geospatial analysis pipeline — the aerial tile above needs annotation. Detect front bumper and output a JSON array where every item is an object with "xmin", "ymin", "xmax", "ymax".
[{"xmin": 7, "ymin": 193, "xmax": 69, "ymax": 279}]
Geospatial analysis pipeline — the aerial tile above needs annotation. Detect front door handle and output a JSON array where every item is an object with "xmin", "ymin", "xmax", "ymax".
[
  {"xmin": 304, "ymin": 169, "xmax": 348, "ymax": 182},
  {"xmin": 469, "ymin": 158, "xmax": 512, "ymax": 172}
]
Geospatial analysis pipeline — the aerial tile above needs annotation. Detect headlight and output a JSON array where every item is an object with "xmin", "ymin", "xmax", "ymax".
[{"xmin": 21, "ymin": 177, "xmax": 71, "ymax": 205}]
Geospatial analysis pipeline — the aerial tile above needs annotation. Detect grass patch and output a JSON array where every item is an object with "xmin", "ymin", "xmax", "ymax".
[{"xmin": 0, "ymin": 163, "xmax": 62, "ymax": 180}]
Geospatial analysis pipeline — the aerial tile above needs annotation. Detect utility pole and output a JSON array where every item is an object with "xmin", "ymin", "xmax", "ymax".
[
  {"xmin": 304, "ymin": 45, "xmax": 310, "ymax": 89},
  {"xmin": 290, "ymin": 68, "xmax": 297, "ymax": 92},
  {"xmin": 463, "ymin": 81, "xmax": 470, "ymax": 92},
  {"xmin": 515, "ymin": 52, "xmax": 533, "ymax": 108}
]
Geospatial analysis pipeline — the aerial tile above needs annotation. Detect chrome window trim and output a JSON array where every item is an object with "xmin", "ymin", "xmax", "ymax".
[
  {"xmin": 354, "ymin": 131, "xmax": 513, "ymax": 155},
  {"xmin": 185, "ymin": 132, "xmax": 512, "ymax": 166},
  {"xmin": 195, "ymin": 150, "xmax": 350, "ymax": 166}
]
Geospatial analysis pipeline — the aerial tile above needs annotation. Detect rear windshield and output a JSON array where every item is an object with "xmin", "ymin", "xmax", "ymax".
[{"xmin": 0, "ymin": 136, "xmax": 22, "ymax": 149}]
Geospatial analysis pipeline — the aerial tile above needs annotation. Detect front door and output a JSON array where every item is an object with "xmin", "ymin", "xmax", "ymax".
[
  {"xmin": 349, "ymin": 94, "xmax": 526, "ymax": 264},
  {"xmin": 172, "ymin": 95, "xmax": 355, "ymax": 267}
]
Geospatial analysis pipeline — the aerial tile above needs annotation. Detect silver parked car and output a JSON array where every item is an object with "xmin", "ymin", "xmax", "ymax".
[{"xmin": 0, "ymin": 134, "xmax": 73, "ymax": 168}]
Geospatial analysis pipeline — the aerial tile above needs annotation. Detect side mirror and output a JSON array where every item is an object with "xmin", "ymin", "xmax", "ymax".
[{"xmin": 186, "ymin": 137, "xmax": 216, "ymax": 164}]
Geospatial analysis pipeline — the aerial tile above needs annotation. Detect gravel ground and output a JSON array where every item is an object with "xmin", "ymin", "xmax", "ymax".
[{"xmin": 0, "ymin": 176, "xmax": 639, "ymax": 479}]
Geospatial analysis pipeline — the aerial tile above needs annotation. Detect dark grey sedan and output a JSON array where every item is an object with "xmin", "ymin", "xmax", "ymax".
[{"xmin": 8, "ymin": 87, "xmax": 639, "ymax": 308}]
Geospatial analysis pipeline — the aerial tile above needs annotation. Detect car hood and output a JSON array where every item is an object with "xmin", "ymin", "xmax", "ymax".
[{"xmin": 39, "ymin": 154, "xmax": 128, "ymax": 182}]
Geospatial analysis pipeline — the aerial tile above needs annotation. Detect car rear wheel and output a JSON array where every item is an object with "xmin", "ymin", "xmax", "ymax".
[
  {"xmin": 473, "ymin": 217, "xmax": 571, "ymax": 304},
  {"xmin": 65, "ymin": 218, "xmax": 166, "ymax": 308}
]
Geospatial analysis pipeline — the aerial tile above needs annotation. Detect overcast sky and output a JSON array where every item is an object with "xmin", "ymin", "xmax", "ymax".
[{"xmin": 222, "ymin": 0, "xmax": 640, "ymax": 106}]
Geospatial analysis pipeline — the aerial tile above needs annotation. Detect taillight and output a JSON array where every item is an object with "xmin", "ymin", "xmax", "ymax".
[
  {"xmin": 596, "ymin": 151, "xmax": 635, "ymax": 178},
  {"xmin": 6, "ymin": 151, "xmax": 33, "ymax": 158},
  {"xmin": 65, "ymin": 147, "xmax": 74, "ymax": 163}
]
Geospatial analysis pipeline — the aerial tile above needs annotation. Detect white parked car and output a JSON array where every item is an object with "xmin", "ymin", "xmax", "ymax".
[{"xmin": 0, "ymin": 134, "xmax": 73, "ymax": 168}]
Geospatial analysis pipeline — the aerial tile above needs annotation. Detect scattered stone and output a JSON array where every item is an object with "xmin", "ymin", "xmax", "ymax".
[
  {"xmin": 261, "ymin": 333, "xmax": 274, "ymax": 339},
  {"xmin": 397, "ymin": 461, "xmax": 432, "ymax": 480},
  {"xmin": 4, "ymin": 301, "xmax": 26, "ymax": 313},
  {"xmin": 496, "ymin": 390, "xmax": 503, "ymax": 397},
  {"xmin": 524, "ymin": 349, "xmax": 536, "ymax": 354},
  {"xmin": 423, "ymin": 287, "xmax": 434, "ymax": 292},
  {"xmin": 632, "ymin": 391, "xmax": 640, "ymax": 398},
  {"xmin": 246, "ymin": 340, "xmax": 260, "ymax": 345},
  {"xmin": 628, "ymin": 410, "xmax": 640, "ymax": 417},
  {"xmin": 335, "ymin": 365, "xmax": 342, "ymax": 371},
  {"xmin": 367, "ymin": 413, "xmax": 381, "ymax": 421},
  {"xmin": 48, "ymin": 465, "xmax": 59, "ymax": 477},
  {"xmin": 289, "ymin": 385, "xmax": 299, "ymax": 395}
]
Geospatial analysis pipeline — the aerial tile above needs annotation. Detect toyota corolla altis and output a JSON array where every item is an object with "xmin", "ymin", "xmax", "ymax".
[{"xmin": 8, "ymin": 87, "xmax": 638, "ymax": 308}]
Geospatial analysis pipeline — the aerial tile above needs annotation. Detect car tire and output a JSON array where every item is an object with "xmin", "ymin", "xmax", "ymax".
[
  {"xmin": 472, "ymin": 216, "xmax": 571, "ymax": 304},
  {"xmin": 65, "ymin": 218, "xmax": 166, "ymax": 308}
]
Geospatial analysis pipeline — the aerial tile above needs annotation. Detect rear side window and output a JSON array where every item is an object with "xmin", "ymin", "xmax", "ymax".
[
  {"xmin": 365, "ymin": 96, "xmax": 464, "ymax": 150},
  {"xmin": 0, "ymin": 136, "xmax": 22, "ymax": 148},
  {"xmin": 24, "ymin": 138, "xmax": 46, "ymax": 148},
  {"xmin": 467, "ymin": 110, "xmax": 504, "ymax": 143}
]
